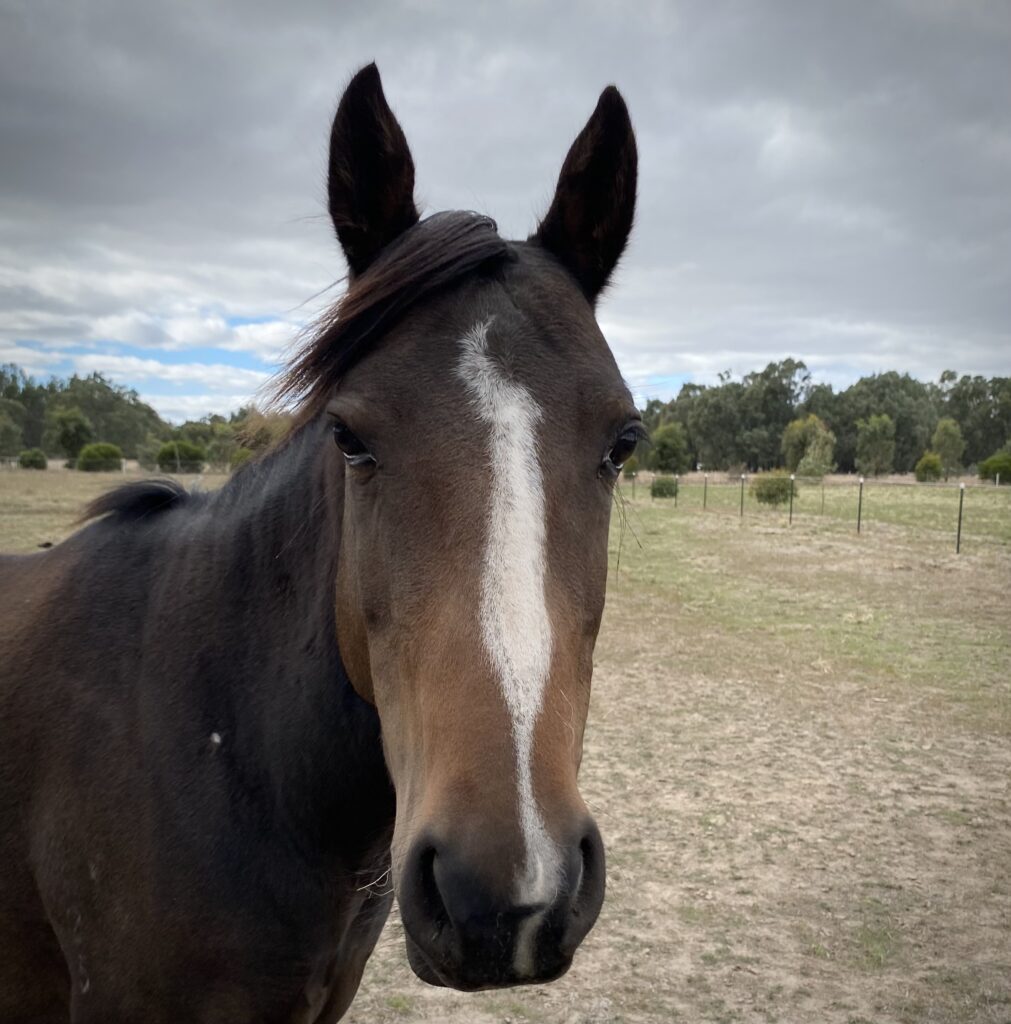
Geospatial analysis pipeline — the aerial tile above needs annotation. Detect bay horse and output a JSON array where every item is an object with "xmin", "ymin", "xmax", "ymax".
[{"xmin": 0, "ymin": 64, "xmax": 641, "ymax": 1022}]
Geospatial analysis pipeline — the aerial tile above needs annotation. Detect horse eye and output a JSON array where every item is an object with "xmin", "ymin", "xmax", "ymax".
[
  {"xmin": 604, "ymin": 425, "xmax": 643, "ymax": 472},
  {"xmin": 332, "ymin": 421, "xmax": 375, "ymax": 467}
]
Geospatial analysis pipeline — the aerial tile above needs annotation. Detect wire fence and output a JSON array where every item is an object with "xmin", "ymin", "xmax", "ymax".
[{"xmin": 619, "ymin": 472, "xmax": 1011, "ymax": 554}]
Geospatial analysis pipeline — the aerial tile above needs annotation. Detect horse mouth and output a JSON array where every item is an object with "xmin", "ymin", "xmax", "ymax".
[
  {"xmin": 403, "ymin": 927, "xmax": 573, "ymax": 992},
  {"xmin": 404, "ymin": 932, "xmax": 450, "ymax": 988}
]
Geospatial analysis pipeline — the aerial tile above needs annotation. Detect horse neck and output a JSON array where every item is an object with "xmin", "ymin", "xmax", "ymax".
[{"xmin": 205, "ymin": 419, "xmax": 393, "ymax": 859}]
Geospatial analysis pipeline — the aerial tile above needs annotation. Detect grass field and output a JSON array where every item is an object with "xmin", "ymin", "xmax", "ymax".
[
  {"xmin": 2, "ymin": 469, "xmax": 1009, "ymax": 1022},
  {"xmin": 624, "ymin": 472, "xmax": 1011, "ymax": 552}
]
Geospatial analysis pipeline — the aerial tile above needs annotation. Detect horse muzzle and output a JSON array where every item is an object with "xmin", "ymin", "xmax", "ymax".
[{"xmin": 396, "ymin": 819, "xmax": 605, "ymax": 990}]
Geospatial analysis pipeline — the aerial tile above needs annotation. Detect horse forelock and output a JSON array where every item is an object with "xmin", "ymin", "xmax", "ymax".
[{"xmin": 274, "ymin": 211, "xmax": 511, "ymax": 426}]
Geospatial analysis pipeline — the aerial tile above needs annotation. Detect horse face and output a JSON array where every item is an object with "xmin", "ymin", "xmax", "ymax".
[{"xmin": 326, "ymin": 65, "xmax": 637, "ymax": 990}]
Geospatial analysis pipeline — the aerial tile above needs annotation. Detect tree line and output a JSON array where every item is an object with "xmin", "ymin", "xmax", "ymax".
[
  {"xmin": 638, "ymin": 361, "xmax": 1011, "ymax": 478},
  {"xmin": 3, "ymin": 360, "xmax": 1010, "ymax": 479},
  {"xmin": 0, "ymin": 364, "xmax": 289, "ymax": 469}
]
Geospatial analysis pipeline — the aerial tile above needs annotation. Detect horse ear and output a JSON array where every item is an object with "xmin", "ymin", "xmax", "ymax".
[
  {"xmin": 328, "ymin": 63, "xmax": 420, "ymax": 277},
  {"xmin": 531, "ymin": 86, "xmax": 637, "ymax": 303}
]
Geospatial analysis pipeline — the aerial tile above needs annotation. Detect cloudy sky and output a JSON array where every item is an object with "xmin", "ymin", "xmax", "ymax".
[{"xmin": 1, "ymin": 0, "xmax": 1008, "ymax": 421}]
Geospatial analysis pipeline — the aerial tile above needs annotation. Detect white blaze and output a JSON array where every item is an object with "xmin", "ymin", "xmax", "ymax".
[{"xmin": 457, "ymin": 318, "xmax": 559, "ymax": 913}]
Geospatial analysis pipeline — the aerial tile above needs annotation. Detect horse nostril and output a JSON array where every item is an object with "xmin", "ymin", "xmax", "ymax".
[
  {"xmin": 416, "ymin": 846, "xmax": 448, "ymax": 935},
  {"xmin": 565, "ymin": 823, "xmax": 605, "ymax": 940}
]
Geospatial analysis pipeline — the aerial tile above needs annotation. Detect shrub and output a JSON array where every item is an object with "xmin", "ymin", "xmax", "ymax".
[
  {"xmin": 622, "ymin": 454, "xmax": 639, "ymax": 479},
  {"xmin": 979, "ymin": 449, "xmax": 1011, "ymax": 484},
  {"xmin": 651, "ymin": 475, "xmax": 678, "ymax": 499},
  {"xmin": 77, "ymin": 442, "xmax": 123, "ymax": 472},
  {"xmin": 17, "ymin": 448, "xmax": 47, "ymax": 469},
  {"xmin": 750, "ymin": 471, "xmax": 796, "ymax": 506},
  {"xmin": 230, "ymin": 446, "xmax": 254, "ymax": 470},
  {"xmin": 914, "ymin": 450, "xmax": 942, "ymax": 482},
  {"xmin": 157, "ymin": 440, "xmax": 206, "ymax": 473}
]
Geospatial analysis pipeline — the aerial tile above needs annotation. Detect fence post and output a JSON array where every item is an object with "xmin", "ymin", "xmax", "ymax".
[
  {"xmin": 740, "ymin": 474, "xmax": 745, "ymax": 517},
  {"xmin": 956, "ymin": 482, "xmax": 965, "ymax": 554},
  {"xmin": 703, "ymin": 473, "xmax": 708, "ymax": 510},
  {"xmin": 857, "ymin": 477, "xmax": 864, "ymax": 533},
  {"xmin": 789, "ymin": 474, "xmax": 795, "ymax": 525},
  {"xmin": 631, "ymin": 472, "xmax": 635, "ymax": 499},
  {"xmin": 674, "ymin": 474, "xmax": 679, "ymax": 507}
]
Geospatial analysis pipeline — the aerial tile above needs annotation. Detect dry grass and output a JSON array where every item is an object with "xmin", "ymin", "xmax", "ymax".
[
  {"xmin": 2, "ymin": 469, "xmax": 1009, "ymax": 1022},
  {"xmin": 0, "ymin": 467, "xmax": 230, "ymax": 552}
]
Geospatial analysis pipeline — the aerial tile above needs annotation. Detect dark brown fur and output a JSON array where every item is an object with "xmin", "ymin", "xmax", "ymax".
[{"xmin": 0, "ymin": 64, "xmax": 638, "ymax": 1021}]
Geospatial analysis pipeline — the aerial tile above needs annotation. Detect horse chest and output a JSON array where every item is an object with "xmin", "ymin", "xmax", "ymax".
[{"xmin": 47, "ymin": 873, "xmax": 392, "ymax": 1023}]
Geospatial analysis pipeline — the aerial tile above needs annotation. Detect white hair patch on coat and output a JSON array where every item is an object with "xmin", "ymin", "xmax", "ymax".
[{"xmin": 457, "ymin": 318, "xmax": 559, "ymax": 918}]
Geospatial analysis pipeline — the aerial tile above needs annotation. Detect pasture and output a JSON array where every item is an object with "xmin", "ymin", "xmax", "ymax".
[{"xmin": 1, "ymin": 470, "xmax": 1009, "ymax": 1022}]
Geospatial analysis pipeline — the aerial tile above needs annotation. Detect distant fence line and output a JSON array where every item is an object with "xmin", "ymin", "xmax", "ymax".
[{"xmin": 620, "ymin": 472, "xmax": 1010, "ymax": 554}]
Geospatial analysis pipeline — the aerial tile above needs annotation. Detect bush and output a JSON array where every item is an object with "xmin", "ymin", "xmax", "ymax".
[
  {"xmin": 17, "ymin": 448, "xmax": 47, "ymax": 470},
  {"xmin": 77, "ymin": 442, "xmax": 123, "ymax": 472},
  {"xmin": 622, "ymin": 454, "xmax": 639, "ymax": 479},
  {"xmin": 979, "ymin": 449, "xmax": 1011, "ymax": 484},
  {"xmin": 914, "ymin": 450, "xmax": 942, "ymax": 482},
  {"xmin": 651, "ymin": 475, "xmax": 678, "ymax": 499},
  {"xmin": 230, "ymin": 446, "xmax": 254, "ymax": 470},
  {"xmin": 750, "ymin": 471, "xmax": 796, "ymax": 506},
  {"xmin": 157, "ymin": 440, "xmax": 206, "ymax": 473}
]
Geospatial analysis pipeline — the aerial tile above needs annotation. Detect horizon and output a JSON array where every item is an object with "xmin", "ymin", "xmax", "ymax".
[{"xmin": 5, "ymin": 355, "xmax": 1001, "ymax": 428}]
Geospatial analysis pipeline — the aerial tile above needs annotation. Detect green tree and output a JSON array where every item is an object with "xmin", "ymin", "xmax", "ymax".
[
  {"xmin": 796, "ymin": 426, "xmax": 836, "ymax": 479},
  {"xmin": 48, "ymin": 373, "xmax": 167, "ymax": 458},
  {"xmin": 930, "ymin": 417, "xmax": 964, "ymax": 481},
  {"xmin": 0, "ymin": 410, "xmax": 22, "ymax": 456},
  {"xmin": 782, "ymin": 414, "xmax": 835, "ymax": 474},
  {"xmin": 944, "ymin": 375, "xmax": 1011, "ymax": 466},
  {"xmin": 686, "ymin": 384, "xmax": 743, "ymax": 469},
  {"xmin": 54, "ymin": 407, "xmax": 94, "ymax": 461},
  {"xmin": 831, "ymin": 373, "xmax": 934, "ymax": 473},
  {"xmin": 740, "ymin": 359, "xmax": 810, "ymax": 468},
  {"xmin": 855, "ymin": 414, "xmax": 896, "ymax": 477},
  {"xmin": 649, "ymin": 422, "xmax": 690, "ymax": 474}
]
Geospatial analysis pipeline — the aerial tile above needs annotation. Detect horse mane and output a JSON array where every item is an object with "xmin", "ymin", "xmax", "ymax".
[
  {"xmin": 275, "ymin": 211, "xmax": 511, "ymax": 423},
  {"xmin": 82, "ymin": 478, "xmax": 190, "ymax": 523}
]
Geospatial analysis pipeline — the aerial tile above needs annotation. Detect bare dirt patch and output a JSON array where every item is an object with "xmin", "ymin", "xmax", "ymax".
[
  {"xmin": 2, "ymin": 472, "xmax": 1008, "ymax": 1022},
  {"xmin": 346, "ymin": 498, "xmax": 1011, "ymax": 1024}
]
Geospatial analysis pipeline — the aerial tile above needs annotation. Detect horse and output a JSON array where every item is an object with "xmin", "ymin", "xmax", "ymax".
[{"xmin": 0, "ymin": 63, "xmax": 640, "ymax": 1023}]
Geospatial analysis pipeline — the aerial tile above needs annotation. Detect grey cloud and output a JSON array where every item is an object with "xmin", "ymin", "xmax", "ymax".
[{"xmin": 1, "ymin": 0, "xmax": 1008, "ymax": 412}]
